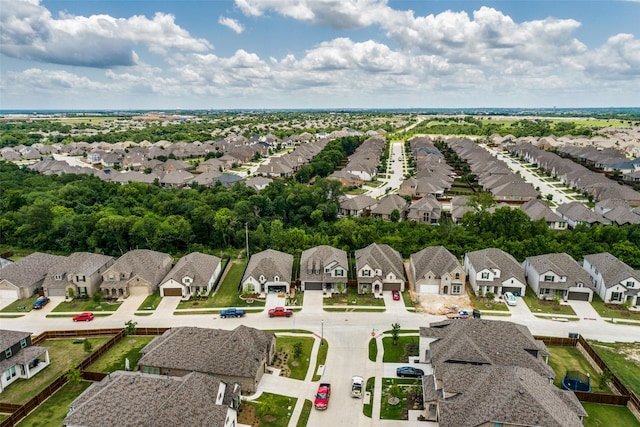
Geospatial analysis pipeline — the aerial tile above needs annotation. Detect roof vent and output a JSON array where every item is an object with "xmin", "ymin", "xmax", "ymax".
[{"xmin": 518, "ymin": 389, "xmax": 525, "ymax": 394}]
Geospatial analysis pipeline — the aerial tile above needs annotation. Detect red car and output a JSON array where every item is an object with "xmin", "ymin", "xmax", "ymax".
[
  {"xmin": 392, "ymin": 290, "xmax": 401, "ymax": 301},
  {"xmin": 73, "ymin": 312, "xmax": 95, "ymax": 322},
  {"xmin": 314, "ymin": 383, "xmax": 331, "ymax": 410}
]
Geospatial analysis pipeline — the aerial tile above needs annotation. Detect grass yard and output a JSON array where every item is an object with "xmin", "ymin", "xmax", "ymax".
[
  {"xmin": 323, "ymin": 287, "xmax": 385, "ymax": 307},
  {"xmin": 238, "ymin": 392, "xmax": 296, "ymax": 427},
  {"xmin": 402, "ymin": 290, "xmax": 417, "ymax": 309},
  {"xmin": 467, "ymin": 292, "xmax": 509, "ymax": 312},
  {"xmin": 589, "ymin": 341, "xmax": 640, "ymax": 396},
  {"xmin": 275, "ymin": 336, "xmax": 314, "ymax": 380},
  {"xmin": 547, "ymin": 346, "xmax": 611, "ymax": 393},
  {"xmin": 1, "ymin": 295, "xmax": 41, "ymax": 313},
  {"xmin": 86, "ymin": 336, "xmax": 154, "ymax": 373},
  {"xmin": 0, "ymin": 337, "xmax": 111, "ymax": 405},
  {"xmin": 369, "ymin": 338, "xmax": 378, "ymax": 362},
  {"xmin": 522, "ymin": 292, "xmax": 577, "ymax": 316},
  {"xmin": 380, "ymin": 378, "xmax": 423, "ymax": 420},
  {"xmin": 363, "ymin": 377, "xmax": 375, "ymax": 418},
  {"xmin": 312, "ymin": 339, "xmax": 328, "ymax": 381},
  {"xmin": 582, "ymin": 402, "xmax": 640, "ymax": 427},
  {"xmin": 295, "ymin": 399, "xmax": 312, "ymax": 427},
  {"xmin": 382, "ymin": 336, "xmax": 419, "ymax": 363},
  {"xmin": 590, "ymin": 295, "xmax": 640, "ymax": 321},
  {"xmin": 16, "ymin": 381, "xmax": 92, "ymax": 427},
  {"xmin": 52, "ymin": 298, "xmax": 122, "ymax": 313},
  {"xmin": 137, "ymin": 290, "xmax": 162, "ymax": 311}
]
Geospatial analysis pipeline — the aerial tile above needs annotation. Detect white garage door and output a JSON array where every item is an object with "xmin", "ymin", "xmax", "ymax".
[
  {"xmin": 419, "ymin": 284, "xmax": 439, "ymax": 295},
  {"xmin": 129, "ymin": 285, "xmax": 150, "ymax": 296},
  {"xmin": 0, "ymin": 289, "xmax": 18, "ymax": 300}
]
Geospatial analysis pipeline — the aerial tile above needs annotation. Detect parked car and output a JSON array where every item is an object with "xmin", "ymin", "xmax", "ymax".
[
  {"xmin": 268, "ymin": 306, "xmax": 293, "ymax": 318},
  {"xmin": 392, "ymin": 290, "xmax": 400, "ymax": 301},
  {"xmin": 504, "ymin": 292, "xmax": 517, "ymax": 306},
  {"xmin": 32, "ymin": 296, "xmax": 50, "ymax": 310},
  {"xmin": 73, "ymin": 312, "xmax": 95, "ymax": 322},
  {"xmin": 396, "ymin": 366, "xmax": 424, "ymax": 378},
  {"xmin": 314, "ymin": 383, "xmax": 331, "ymax": 410},
  {"xmin": 351, "ymin": 376, "xmax": 364, "ymax": 398},
  {"xmin": 220, "ymin": 308, "xmax": 245, "ymax": 318},
  {"xmin": 446, "ymin": 309, "xmax": 471, "ymax": 319}
]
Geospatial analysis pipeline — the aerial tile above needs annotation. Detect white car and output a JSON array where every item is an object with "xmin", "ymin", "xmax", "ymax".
[
  {"xmin": 504, "ymin": 292, "xmax": 517, "ymax": 306},
  {"xmin": 351, "ymin": 376, "xmax": 364, "ymax": 398}
]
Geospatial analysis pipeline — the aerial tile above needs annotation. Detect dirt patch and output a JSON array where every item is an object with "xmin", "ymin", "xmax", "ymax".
[
  {"xmin": 238, "ymin": 403, "xmax": 259, "ymax": 426},
  {"xmin": 410, "ymin": 289, "xmax": 472, "ymax": 315}
]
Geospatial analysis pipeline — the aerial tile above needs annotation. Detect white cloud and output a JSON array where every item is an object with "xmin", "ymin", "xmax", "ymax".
[
  {"xmin": 4, "ymin": 68, "xmax": 108, "ymax": 92},
  {"xmin": 0, "ymin": 0, "xmax": 212, "ymax": 67},
  {"xmin": 218, "ymin": 16, "xmax": 244, "ymax": 34}
]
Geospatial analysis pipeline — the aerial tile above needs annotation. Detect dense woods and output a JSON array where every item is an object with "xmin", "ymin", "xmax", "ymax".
[{"xmin": 1, "ymin": 161, "xmax": 639, "ymax": 267}]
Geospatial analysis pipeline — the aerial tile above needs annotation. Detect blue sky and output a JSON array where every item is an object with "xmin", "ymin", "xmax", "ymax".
[{"xmin": 1, "ymin": 0, "xmax": 638, "ymax": 109}]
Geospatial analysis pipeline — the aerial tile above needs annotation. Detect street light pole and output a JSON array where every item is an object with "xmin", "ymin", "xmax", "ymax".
[{"xmin": 321, "ymin": 320, "xmax": 324, "ymax": 346}]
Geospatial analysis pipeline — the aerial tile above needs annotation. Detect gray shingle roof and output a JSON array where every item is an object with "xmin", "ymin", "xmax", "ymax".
[
  {"xmin": 299, "ymin": 245, "xmax": 348, "ymax": 284},
  {"xmin": 465, "ymin": 248, "xmax": 525, "ymax": 286},
  {"xmin": 520, "ymin": 199, "xmax": 564, "ymax": 223},
  {"xmin": 243, "ymin": 249, "xmax": 293, "ymax": 284},
  {"xmin": 525, "ymin": 253, "xmax": 594, "ymax": 290},
  {"xmin": 139, "ymin": 325, "xmax": 275, "ymax": 379},
  {"xmin": 0, "ymin": 329, "xmax": 31, "ymax": 352},
  {"xmin": 410, "ymin": 246, "xmax": 460, "ymax": 280},
  {"xmin": 584, "ymin": 252, "xmax": 640, "ymax": 289},
  {"xmin": 43, "ymin": 253, "xmax": 114, "ymax": 289},
  {"xmin": 64, "ymin": 371, "xmax": 238, "ymax": 427},
  {"xmin": 355, "ymin": 243, "xmax": 405, "ymax": 281},
  {"xmin": 0, "ymin": 253, "xmax": 66, "ymax": 289},
  {"xmin": 161, "ymin": 252, "xmax": 221, "ymax": 288},
  {"xmin": 103, "ymin": 250, "xmax": 173, "ymax": 289}
]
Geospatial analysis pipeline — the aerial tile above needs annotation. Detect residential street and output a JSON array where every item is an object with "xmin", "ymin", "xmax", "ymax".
[{"xmin": 1, "ymin": 292, "xmax": 638, "ymax": 426}]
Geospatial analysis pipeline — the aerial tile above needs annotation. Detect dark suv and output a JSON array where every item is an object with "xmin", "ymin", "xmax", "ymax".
[{"xmin": 32, "ymin": 296, "xmax": 50, "ymax": 310}]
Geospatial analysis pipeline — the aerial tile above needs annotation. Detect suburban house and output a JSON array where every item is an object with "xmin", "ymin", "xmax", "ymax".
[
  {"xmin": 0, "ymin": 329, "xmax": 50, "ymax": 394},
  {"xmin": 138, "ymin": 326, "xmax": 275, "ymax": 394},
  {"xmin": 464, "ymin": 248, "xmax": 527, "ymax": 297},
  {"xmin": 449, "ymin": 195, "xmax": 473, "ymax": 224},
  {"xmin": 410, "ymin": 246, "xmax": 465, "ymax": 295},
  {"xmin": 556, "ymin": 201, "xmax": 610, "ymax": 228},
  {"xmin": 523, "ymin": 253, "xmax": 595, "ymax": 301},
  {"xmin": 406, "ymin": 195, "xmax": 442, "ymax": 225},
  {"xmin": 0, "ymin": 253, "xmax": 66, "ymax": 300},
  {"xmin": 299, "ymin": 245, "xmax": 348, "ymax": 294},
  {"xmin": 583, "ymin": 252, "xmax": 640, "ymax": 307},
  {"xmin": 42, "ymin": 253, "xmax": 115, "ymax": 298},
  {"xmin": 338, "ymin": 195, "xmax": 377, "ymax": 217},
  {"xmin": 242, "ymin": 249, "xmax": 293, "ymax": 294},
  {"xmin": 418, "ymin": 319, "xmax": 582, "ymax": 426},
  {"xmin": 370, "ymin": 194, "xmax": 408, "ymax": 221},
  {"xmin": 100, "ymin": 250, "xmax": 173, "ymax": 298},
  {"xmin": 354, "ymin": 243, "xmax": 406, "ymax": 295},
  {"xmin": 64, "ymin": 371, "xmax": 240, "ymax": 427},
  {"xmin": 520, "ymin": 199, "xmax": 568, "ymax": 230},
  {"xmin": 159, "ymin": 252, "xmax": 222, "ymax": 299}
]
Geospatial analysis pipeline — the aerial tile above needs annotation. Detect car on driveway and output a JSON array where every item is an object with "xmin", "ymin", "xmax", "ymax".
[
  {"xmin": 32, "ymin": 296, "xmax": 50, "ymax": 310},
  {"xmin": 392, "ymin": 290, "xmax": 401, "ymax": 301},
  {"xmin": 396, "ymin": 366, "xmax": 424, "ymax": 378},
  {"xmin": 504, "ymin": 292, "xmax": 517, "ymax": 306},
  {"xmin": 73, "ymin": 312, "xmax": 95, "ymax": 322}
]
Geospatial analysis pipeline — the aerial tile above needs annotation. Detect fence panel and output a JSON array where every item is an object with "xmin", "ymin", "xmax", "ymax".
[{"xmin": 574, "ymin": 391, "xmax": 630, "ymax": 405}]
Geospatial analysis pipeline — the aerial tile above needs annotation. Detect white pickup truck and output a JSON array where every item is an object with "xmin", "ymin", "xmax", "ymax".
[{"xmin": 351, "ymin": 376, "xmax": 364, "ymax": 398}]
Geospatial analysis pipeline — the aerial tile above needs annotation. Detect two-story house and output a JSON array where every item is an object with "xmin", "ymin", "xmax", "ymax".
[
  {"xmin": 42, "ymin": 253, "xmax": 115, "ymax": 298},
  {"xmin": 410, "ymin": 246, "xmax": 465, "ymax": 295},
  {"xmin": 159, "ymin": 252, "xmax": 222, "ymax": 299},
  {"xmin": 523, "ymin": 253, "xmax": 594, "ymax": 301},
  {"xmin": 0, "ymin": 329, "xmax": 50, "ymax": 394},
  {"xmin": 299, "ymin": 245, "xmax": 348, "ymax": 295},
  {"xmin": 241, "ymin": 249, "xmax": 293, "ymax": 295},
  {"xmin": 355, "ymin": 243, "xmax": 405, "ymax": 296},
  {"xmin": 100, "ymin": 249, "xmax": 173, "ymax": 298},
  {"xmin": 583, "ymin": 252, "xmax": 639, "ymax": 306},
  {"xmin": 464, "ymin": 248, "xmax": 526, "ymax": 297}
]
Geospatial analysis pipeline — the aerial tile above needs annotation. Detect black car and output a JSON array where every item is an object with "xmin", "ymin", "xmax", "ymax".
[
  {"xmin": 396, "ymin": 366, "xmax": 425, "ymax": 378},
  {"xmin": 32, "ymin": 296, "xmax": 50, "ymax": 309}
]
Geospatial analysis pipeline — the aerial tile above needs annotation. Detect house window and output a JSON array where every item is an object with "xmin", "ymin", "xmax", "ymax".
[
  {"xmin": 363, "ymin": 270, "xmax": 370, "ymax": 277},
  {"xmin": 78, "ymin": 287, "xmax": 87, "ymax": 296},
  {"xmin": 54, "ymin": 274, "xmax": 62, "ymax": 280},
  {"xmin": 481, "ymin": 272, "xmax": 489, "ymax": 279},
  {"xmin": 20, "ymin": 339, "xmax": 27, "ymax": 349},
  {"xmin": 5, "ymin": 348, "xmax": 12, "ymax": 358},
  {"xmin": 142, "ymin": 366, "xmax": 160, "ymax": 375},
  {"xmin": 627, "ymin": 281, "xmax": 635, "ymax": 288},
  {"xmin": 611, "ymin": 292, "xmax": 622, "ymax": 302},
  {"xmin": 108, "ymin": 274, "xmax": 114, "ymax": 280},
  {"xmin": 5, "ymin": 366, "xmax": 16, "ymax": 381},
  {"xmin": 455, "ymin": 272, "xmax": 460, "ymax": 280},
  {"xmin": 452, "ymin": 285, "xmax": 461, "ymax": 294},
  {"xmin": 77, "ymin": 275, "xmax": 86, "ymax": 282},
  {"xmin": 577, "ymin": 283, "xmax": 583, "ymax": 288},
  {"xmin": 335, "ymin": 269, "xmax": 344, "ymax": 277},
  {"xmin": 544, "ymin": 275, "xmax": 554, "ymax": 282},
  {"xmin": 274, "ymin": 276, "xmax": 280, "ymax": 282}
]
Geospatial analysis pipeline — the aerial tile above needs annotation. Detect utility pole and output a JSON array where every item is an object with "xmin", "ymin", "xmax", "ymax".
[{"xmin": 245, "ymin": 222, "xmax": 249, "ymax": 259}]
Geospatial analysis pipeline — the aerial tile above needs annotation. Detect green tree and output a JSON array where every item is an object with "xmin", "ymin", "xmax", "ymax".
[
  {"xmin": 293, "ymin": 342, "xmax": 303, "ymax": 360},
  {"xmin": 83, "ymin": 339, "xmax": 93, "ymax": 352},
  {"xmin": 125, "ymin": 320, "xmax": 138, "ymax": 335},
  {"xmin": 66, "ymin": 367, "xmax": 82, "ymax": 388},
  {"xmin": 391, "ymin": 322, "xmax": 401, "ymax": 346}
]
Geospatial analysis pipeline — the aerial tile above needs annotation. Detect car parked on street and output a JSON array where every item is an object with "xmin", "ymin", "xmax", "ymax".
[
  {"xmin": 504, "ymin": 292, "xmax": 517, "ymax": 306},
  {"xmin": 73, "ymin": 312, "xmax": 95, "ymax": 322},
  {"xmin": 396, "ymin": 366, "xmax": 424, "ymax": 378},
  {"xmin": 314, "ymin": 383, "xmax": 331, "ymax": 410},
  {"xmin": 32, "ymin": 296, "xmax": 50, "ymax": 310}
]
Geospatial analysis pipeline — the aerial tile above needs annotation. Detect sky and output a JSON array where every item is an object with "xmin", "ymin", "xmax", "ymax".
[{"xmin": 1, "ymin": 0, "xmax": 639, "ymax": 110}]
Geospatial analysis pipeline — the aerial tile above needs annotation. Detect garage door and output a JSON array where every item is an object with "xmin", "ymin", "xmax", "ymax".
[
  {"xmin": 503, "ymin": 287, "xmax": 522, "ymax": 296},
  {"xmin": 383, "ymin": 283, "xmax": 401, "ymax": 291},
  {"xmin": 163, "ymin": 288, "xmax": 182, "ymax": 297},
  {"xmin": 419, "ymin": 284, "xmax": 439, "ymax": 295},
  {"xmin": 129, "ymin": 285, "xmax": 150, "ymax": 296},
  {"xmin": 0, "ymin": 289, "xmax": 18, "ymax": 299},
  {"xmin": 47, "ymin": 288, "xmax": 66, "ymax": 297},
  {"xmin": 304, "ymin": 282, "xmax": 323, "ymax": 291},
  {"xmin": 568, "ymin": 291, "xmax": 590, "ymax": 301}
]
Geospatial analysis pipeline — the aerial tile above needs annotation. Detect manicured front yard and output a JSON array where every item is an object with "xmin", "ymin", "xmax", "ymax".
[
  {"xmin": 382, "ymin": 336, "xmax": 419, "ymax": 363},
  {"xmin": 323, "ymin": 287, "xmax": 385, "ymax": 307},
  {"xmin": 137, "ymin": 289, "xmax": 162, "ymax": 311},
  {"xmin": 547, "ymin": 346, "xmax": 611, "ymax": 393},
  {"xmin": 0, "ymin": 295, "xmax": 40, "ymax": 313},
  {"xmin": 0, "ymin": 337, "xmax": 110, "ymax": 405},
  {"xmin": 275, "ymin": 336, "xmax": 314, "ymax": 380},
  {"xmin": 52, "ymin": 298, "xmax": 122, "ymax": 313},
  {"xmin": 86, "ymin": 336, "xmax": 154, "ymax": 373},
  {"xmin": 238, "ymin": 392, "xmax": 296, "ymax": 427},
  {"xmin": 467, "ymin": 292, "xmax": 509, "ymax": 312},
  {"xmin": 16, "ymin": 381, "xmax": 92, "ymax": 427},
  {"xmin": 582, "ymin": 402, "xmax": 640, "ymax": 427},
  {"xmin": 589, "ymin": 341, "xmax": 640, "ymax": 396},
  {"xmin": 380, "ymin": 378, "xmax": 423, "ymax": 420},
  {"xmin": 522, "ymin": 292, "xmax": 577, "ymax": 316},
  {"xmin": 590, "ymin": 294, "xmax": 640, "ymax": 321}
]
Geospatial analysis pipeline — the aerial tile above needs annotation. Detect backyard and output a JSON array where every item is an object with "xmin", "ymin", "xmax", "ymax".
[
  {"xmin": 86, "ymin": 336, "xmax": 155, "ymax": 373},
  {"xmin": 547, "ymin": 346, "xmax": 611, "ymax": 393},
  {"xmin": 382, "ymin": 336, "xmax": 419, "ymax": 363},
  {"xmin": 273, "ymin": 336, "xmax": 314, "ymax": 380},
  {"xmin": 16, "ymin": 381, "xmax": 92, "ymax": 427},
  {"xmin": 379, "ymin": 378, "xmax": 423, "ymax": 420},
  {"xmin": 582, "ymin": 402, "xmax": 640, "ymax": 427},
  {"xmin": 589, "ymin": 341, "xmax": 640, "ymax": 395},
  {"xmin": 237, "ymin": 392, "xmax": 296, "ymax": 427}
]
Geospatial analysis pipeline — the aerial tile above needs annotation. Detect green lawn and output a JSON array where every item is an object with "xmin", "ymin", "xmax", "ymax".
[
  {"xmin": 582, "ymin": 402, "xmax": 640, "ymax": 427},
  {"xmin": 382, "ymin": 336, "xmax": 419, "ymax": 363},
  {"xmin": 241, "ymin": 392, "xmax": 296, "ymax": 427},
  {"xmin": 0, "ymin": 337, "xmax": 110, "ymax": 405},
  {"xmin": 380, "ymin": 378, "xmax": 422, "ymax": 420},
  {"xmin": 590, "ymin": 295, "xmax": 640, "ymax": 321},
  {"xmin": 86, "ymin": 336, "xmax": 154, "ymax": 373},
  {"xmin": 547, "ymin": 346, "xmax": 611, "ymax": 393},
  {"xmin": 295, "ymin": 399, "xmax": 312, "ymax": 427},
  {"xmin": 521, "ymin": 292, "xmax": 577, "ymax": 316},
  {"xmin": 0, "ymin": 295, "xmax": 40, "ymax": 313},
  {"xmin": 16, "ymin": 381, "xmax": 92, "ymax": 427},
  {"xmin": 588, "ymin": 341, "xmax": 640, "ymax": 396},
  {"xmin": 467, "ymin": 292, "xmax": 509, "ymax": 312},
  {"xmin": 369, "ymin": 338, "xmax": 378, "ymax": 362},
  {"xmin": 312, "ymin": 339, "xmax": 328, "ymax": 381},
  {"xmin": 323, "ymin": 287, "xmax": 385, "ymax": 307},
  {"xmin": 401, "ymin": 290, "xmax": 417, "ymax": 309},
  {"xmin": 275, "ymin": 336, "xmax": 314, "ymax": 380},
  {"xmin": 52, "ymin": 298, "xmax": 122, "ymax": 312},
  {"xmin": 363, "ymin": 377, "xmax": 375, "ymax": 418},
  {"xmin": 137, "ymin": 289, "xmax": 162, "ymax": 311}
]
